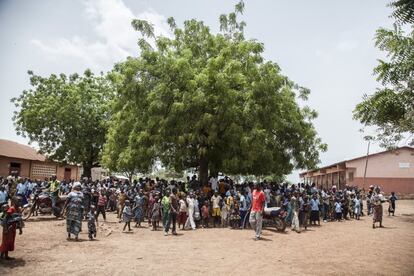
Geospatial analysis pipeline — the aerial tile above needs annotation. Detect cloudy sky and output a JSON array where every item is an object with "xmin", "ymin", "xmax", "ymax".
[{"xmin": 0, "ymin": 0, "xmax": 397, "ymax": 181}]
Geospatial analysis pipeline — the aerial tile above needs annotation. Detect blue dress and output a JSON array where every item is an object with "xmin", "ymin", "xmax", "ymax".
[
  {"xmin": 133, "ymin": 195, "xmax": 143, "ymax": 223},
  {"xmin": 66, "ymin": 191, "xmax": 84, "ymax": 235},
  {"xmin": 123, "ymin": 206, "xmax": 133, "ymax": 223},
  {"xmin": 284, "ymin": 198, "xmax": 293, "ymax": 224}
]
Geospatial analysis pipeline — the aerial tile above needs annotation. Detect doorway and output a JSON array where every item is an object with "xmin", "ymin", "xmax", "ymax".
[
  {"xmin": 64, "ymin": 168, "xmax": 71, "ymax": 181},
  {"xmin": 9, "ymin": 162, "xmax": 21, "ymax": 177}
]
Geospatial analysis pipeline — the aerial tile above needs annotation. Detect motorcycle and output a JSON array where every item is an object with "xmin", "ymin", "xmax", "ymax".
[
  {"xmin": 262, "ymin": 206, "xmax": 287, "ymax": 232},
  {"xmin": 242, "ymin": 206, "xmax": 287, "ymax": 232},
  {"xmin": 21, "ymin": 189, "xmax": 66, "ymax": 220}
]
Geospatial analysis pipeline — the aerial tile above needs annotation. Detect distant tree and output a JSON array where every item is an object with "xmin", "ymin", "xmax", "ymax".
[
  {"xmin": 103, "ymin": 1, "xmax": 326, "ymax": 184},
  {"xmin": 354, "ymin": 0, "xmax": 414, "ymax": 147},
  {"xmin": 12, "ymin": 70, "xmax": 114, "ymax": 177}
]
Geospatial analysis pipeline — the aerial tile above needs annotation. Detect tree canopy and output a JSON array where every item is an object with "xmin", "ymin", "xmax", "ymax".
[
  {"xmin": 354, "ymin": 0, "xmax": 414, "ymax": 147},
  {"xmin": 12, "ymin": 70, "xmax": 114, "ymax": 177},
  {"xmin": 102, "ymin": 1, "xmax": 326, "ymax": 183}
]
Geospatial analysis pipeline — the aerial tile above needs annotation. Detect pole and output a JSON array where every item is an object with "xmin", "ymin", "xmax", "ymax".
[{"xmin": 363, "ymin": 140, "xmax": 370, "ymax": 191}]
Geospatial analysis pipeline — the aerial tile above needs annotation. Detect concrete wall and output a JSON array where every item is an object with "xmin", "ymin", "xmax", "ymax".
[
  {"xmin": 0, "ymin": 156, "xmax": 80, "ymax": 180},
  {"xmin": 345, "ymin": 148, "xmax": 414, "ymax": 195},
  {"xmin": 352, "ymin": 177, "xmax": 414, "ymax": 195},
  {"xmin": 346, "ymin": 148, "xmax": 414, "ymax": 178},
  {"xmin": 30, "ymin": 161, "xmax": 57, "ymax": 180},
  {"xmin": 56, "ymin": 165, "xmax": 80, "ymax": 181},
  {"xmin": 91, "ymin": 167, "xmax": 108, "ymax": 181},
  {"xmin": 0, "ymin": 156, "xmax": 31, "ymax": 177}
]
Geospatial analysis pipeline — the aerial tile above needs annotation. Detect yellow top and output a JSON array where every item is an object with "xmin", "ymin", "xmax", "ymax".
[{"xmin": 49, "ymin": 180, "xmax": 60, "ymax": 193}]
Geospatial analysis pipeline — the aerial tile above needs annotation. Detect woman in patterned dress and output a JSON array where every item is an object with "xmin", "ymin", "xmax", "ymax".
[
  {"xmin": 0, "ymin": 198, "xmax": 23, "ymax": 260},
  {"xmin": 133, "ymin": 191, "xmax": 144, "ymax": 227},
  {"xmin": 372, "ymin": 194, "xmax": 384, "ymax": 228},
  {"xmin": 63, "ymin": 183, "xmax": 84, "ymax": 241}
]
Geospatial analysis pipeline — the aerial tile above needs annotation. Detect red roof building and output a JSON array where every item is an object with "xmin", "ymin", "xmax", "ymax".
[{"xmin": 0, "ymin": 139, "xmax": 80, "ymax": 181}]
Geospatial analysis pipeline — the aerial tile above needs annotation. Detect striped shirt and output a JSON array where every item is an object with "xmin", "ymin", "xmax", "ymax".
[{"xmin": 98, "ymin": 195, "xmax": 107, "ymax": 207}]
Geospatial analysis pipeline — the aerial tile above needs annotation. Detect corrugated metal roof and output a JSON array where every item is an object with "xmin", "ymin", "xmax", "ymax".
[{"xmin": 0, "ymin": 139, "xmax": 46, "ymax": 161}]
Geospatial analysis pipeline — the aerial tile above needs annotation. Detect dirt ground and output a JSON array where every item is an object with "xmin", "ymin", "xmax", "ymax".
[{"xmin": 1, "ymin": 200, "xmax": 414, "ymax": 276}]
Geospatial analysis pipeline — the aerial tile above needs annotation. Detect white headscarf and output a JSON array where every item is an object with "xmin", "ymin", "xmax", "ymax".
[{"xmin": 73, "ymin": 182, "xmax": 81, "ymax": 190}]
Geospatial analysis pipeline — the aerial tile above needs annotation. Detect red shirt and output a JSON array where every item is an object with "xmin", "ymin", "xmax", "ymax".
[
  {"xmin": 0, "ymin": 206, "xmax": 17, "ymax": 252},
  {"xmin": 201, "ymin": 206, "xmax": 209, "ymax": 218},
  {"xmin": 251, "ymin": 189, "xmax": 265, "ymax": 212},
  {"xmin": 98, "ymin": 195, "xmax": 107, "ymax": 207}
]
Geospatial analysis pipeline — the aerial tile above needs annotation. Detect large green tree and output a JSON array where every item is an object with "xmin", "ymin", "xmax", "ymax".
[
  {"xmin": 103, "ymin": 1, "xmax": 326, "ymax": 184},
  {"xmin": 12, "ymin": 70, "xmax": 114, "ymax": 177},
  {"xmin": 101, "ymin": 79, "xmax": 156, "ymax": 178},
  {"xmin": 354, "ymin": 0, "xmax": 414, "ymax": 147}
]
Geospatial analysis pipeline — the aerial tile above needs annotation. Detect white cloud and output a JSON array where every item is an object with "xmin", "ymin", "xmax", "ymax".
[
  {"xmin": 30, "ymin": 0, "xmax": 171, "ymax": 71},
  {"xmin": 336, "ymin": 40, "xmax": 359, "ymax": 52}
]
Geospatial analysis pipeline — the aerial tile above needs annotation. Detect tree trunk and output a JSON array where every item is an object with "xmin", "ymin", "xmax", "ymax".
[
  {"xmin": 82, "ymin": 162, "xmax": 93, "ymax": 179},
  {"xmin": 198, "ymin": 155, "xmax": 209, "ymax": 186}
]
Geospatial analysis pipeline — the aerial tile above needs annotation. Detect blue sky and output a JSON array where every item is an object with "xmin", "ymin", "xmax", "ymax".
[{"xmin": 0, "ymin": 0, "xmax": 397, "ymax": 181}]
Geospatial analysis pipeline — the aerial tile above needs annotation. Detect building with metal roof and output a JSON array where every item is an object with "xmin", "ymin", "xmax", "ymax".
[
  {"xmin": 299, "ymin": 146, "xmax": 414, "ymax": 194},
  {"xmin": 0, "ymin": 139, "xmax": 80, "ymax": 180}
]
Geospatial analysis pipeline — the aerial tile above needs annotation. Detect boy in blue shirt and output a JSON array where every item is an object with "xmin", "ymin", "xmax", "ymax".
[{"xmin": 310, "ymin": 194, "xmax": 320, "ymax": 226}]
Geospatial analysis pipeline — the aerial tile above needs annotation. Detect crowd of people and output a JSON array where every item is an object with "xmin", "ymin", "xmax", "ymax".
[{"xmin": 0, "ymin": 174, "xmax": 398, "ymax": 260}]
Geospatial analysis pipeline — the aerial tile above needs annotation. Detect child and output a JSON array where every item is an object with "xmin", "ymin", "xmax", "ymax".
[
  {"xmin": 147, "ymin": 193, "xmax": 155, "ymax": 227},
  {"xmin": 133, "ymin": 192, "xmax": 144, "ymax": 228},
  {"xmin": 122, "ymin": 200, "xmax": 133, "ymax": 232},
  {"xmin": 220, "ymin": 202, "xmax": 228, "ymax": 228},
  {"xmin": 299, "ymin": 194, "xmax": 309, "ymax": 230},
  {"xmin": 229, "ymin": 198, "xmax": 241, "ymax": 229},
  {"xmin": 161, "ymin": 191, "xmax": 170, "ymax": 228},
  {"xmin": 334, "ymin": 199, "xmax": 342, "ymax": 222},
  {"xmin": 350, "ymin": 194, "xmax": 356, "ymax": 219},
  {"xmin": 151, "ymin": 196, "xmax": 161, "ymax": 231},
  {"xmin": 309, "ymin": 194, "xmax": 320, "ymax": 226},
  {"xmin": 239, "ymin": 191, "xmax": 248, "ymax": 228},
  {"xmin": 353, "ymin": 195, "xmax": 361, "ymax": 220},
  {"xmin": 342, "ymin": 196, "xmax": 349, "ymax": 220},
  {"xmin": 226, "ymin": 192, "xmax": 234, "ymax": 209},
  {"xmin": 360, "ymin": 194, "xmax": 365, "ymax": 216},
  {"xmin": 388, "ymin": 192, "xmax": 397, "ymax": 216},
  {"xmin": 194, "ymin": 197, "xmax": 201, "ymax": 228},
  {"xmin": 96, "ymin": 191, "xmax": 107, "ymax": 222},
  {"xmin": 328, "ymin": 195, "xmax": 335, "ymax": 221},
  {"xmin": 201, "ymin": 201, "xmax": 210, "ymax": 228},
  {"xmin": 0, "ymin": 203, "xmax": 7, "ymax": 223},
  {"xmin": 117, "ymin": 190, "xmax": 127, "ymax": 221},
  {"xmin": 178, "ymin": 195, "xmax": 187, "ymax": 230},
  {"xmin": 211, "ymin": 192, "xmax": 222, "ymax": 228},
  {"xmin": 87, "ymin": 205, "xmax": 97, "ymax": 240},
  {"xmin": 0, "ymin": 200, "xmax": 23, "ymax": 260},
  {"xmin": 366, "ymin": 194, "xmax": 373, "ymax": 216},
  {"xmin": 108, "ymin": 189, "xmax": 117, "ymax": 212}
]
